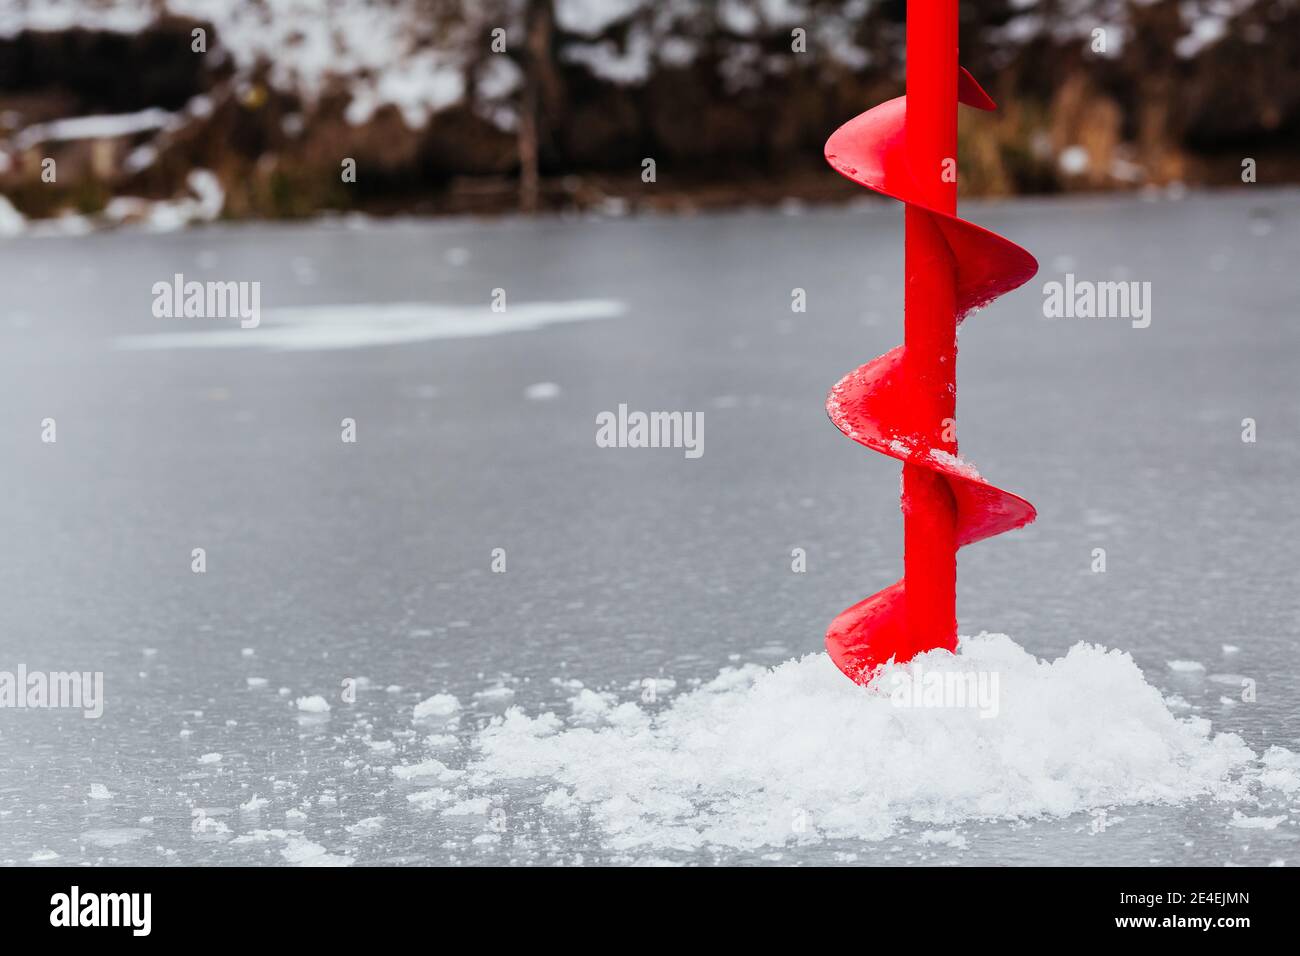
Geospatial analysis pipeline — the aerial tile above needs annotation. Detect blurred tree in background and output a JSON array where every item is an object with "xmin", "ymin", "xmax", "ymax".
[{"xmin": 0, "ymin": 0, "xmax": 1296, "ymax": 225}]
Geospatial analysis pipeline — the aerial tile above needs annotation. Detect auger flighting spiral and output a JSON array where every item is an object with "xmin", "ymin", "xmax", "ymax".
[{"xmin": 823, "ymin": 0, "xmax": 1039, "ymax": 684}]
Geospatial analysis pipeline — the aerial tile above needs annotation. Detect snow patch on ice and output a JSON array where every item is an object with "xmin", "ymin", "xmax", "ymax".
[
  {"xmin": 117, "ymin": 300, "xmax": 626, "ymax": 352},
  {"xmin": 80, "ymin": 827, "xmax": 149, "ymax": 848},
  {"xmin": 1228, "ymin": 810, "xmax": 1286, "ymax": 830}
]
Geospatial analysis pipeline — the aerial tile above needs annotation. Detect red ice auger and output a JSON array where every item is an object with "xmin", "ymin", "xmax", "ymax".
[{"xmin": 823, "ymin": 0, "xmax": 1038, "ymax": 683}]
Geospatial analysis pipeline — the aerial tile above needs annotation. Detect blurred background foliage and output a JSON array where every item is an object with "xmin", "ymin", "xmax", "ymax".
[{"xmin": 0, "ymin": 0, "xmax": 1296, "ymax": 225}]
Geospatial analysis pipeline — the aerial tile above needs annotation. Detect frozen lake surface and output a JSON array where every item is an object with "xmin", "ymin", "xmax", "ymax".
[{"xmin": 1, "ymin": 190, "xmax": 1298, "ymax": 865}]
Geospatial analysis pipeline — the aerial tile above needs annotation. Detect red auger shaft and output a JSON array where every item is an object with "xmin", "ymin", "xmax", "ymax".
[
  {"xmin": 821, "ymin": 1, "xmax": 1040, "ymax": 682},
  {"xmin": 902, "ymin": 0, "xmax": 960, "ymax": 658}
]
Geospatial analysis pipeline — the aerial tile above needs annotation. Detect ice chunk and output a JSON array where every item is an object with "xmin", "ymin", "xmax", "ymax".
[{"xmin": 414, "ymin": 693, "xmax": 460, "ymax": 720}]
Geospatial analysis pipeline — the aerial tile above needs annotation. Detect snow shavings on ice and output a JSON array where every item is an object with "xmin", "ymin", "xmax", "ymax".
[
  {"xmin": 919, "ymin": 829, "xmax": 968, "ymax": 849},
  {"xmin": 392, "ymin": 758, "xmax": 462, "ymax": 782},
  {"xmin": 344, "ymin": 816, "xmax": 386, "ymax": 836},
  {"xmin": 413, "ymin": 693, "xmax": 460, "ymax": 721},
  {"xmin": 280, "ymin": 837, "xmax": 354, "ymax": 867},
  {"xmin": 227, "ymin": 824, "xmax": 354, "ymax": 865},
  {"xmin": 463, "ymin": 634, "xmax": 1296, "ymax": 852}
]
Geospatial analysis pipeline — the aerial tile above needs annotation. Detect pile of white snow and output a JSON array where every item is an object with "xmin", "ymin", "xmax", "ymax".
[{"xmin": 465, "ymin": 634, "xmax": 1294, "ymax": 851}]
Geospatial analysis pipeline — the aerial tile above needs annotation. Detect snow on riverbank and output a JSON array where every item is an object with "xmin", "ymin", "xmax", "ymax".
[
  {"xmin": 0, "ymin": 167, "xmax": 224, "ymax": 238},
  {"xmin": 0, "ymin": 0, "xmax": 1256, "ymax": 130}
]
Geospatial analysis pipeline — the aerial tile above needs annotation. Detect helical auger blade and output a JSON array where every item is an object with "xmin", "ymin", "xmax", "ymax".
[{"xmin": 822, "ymin": 68, "xmax": 1038, "ymax": 684}]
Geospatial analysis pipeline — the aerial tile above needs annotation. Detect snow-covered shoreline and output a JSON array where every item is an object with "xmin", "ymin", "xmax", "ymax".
[{"xmin": 2, "ymin": 0, "xmax": 1293, "ymax": 224}]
